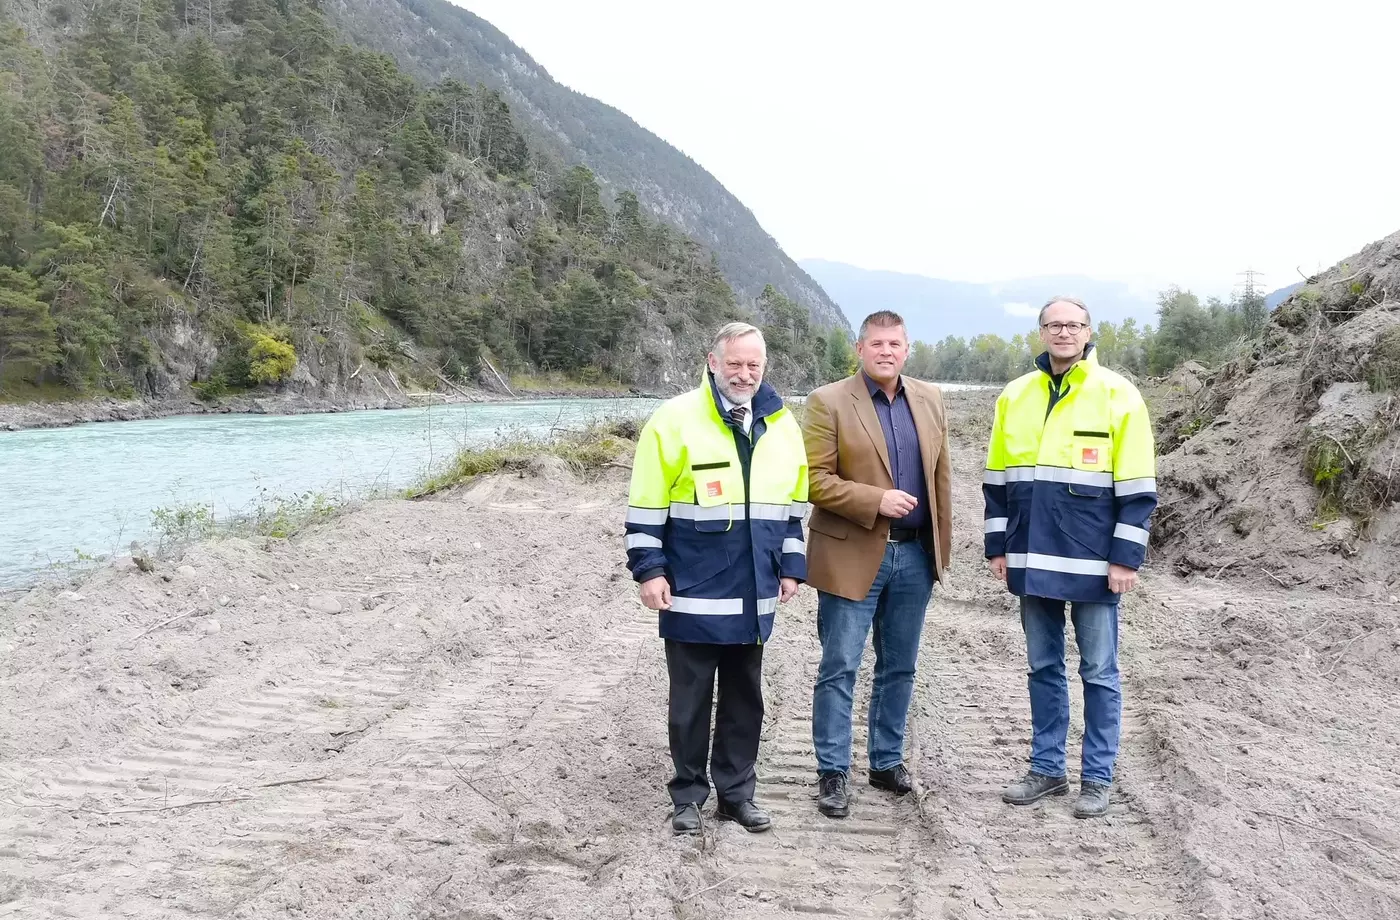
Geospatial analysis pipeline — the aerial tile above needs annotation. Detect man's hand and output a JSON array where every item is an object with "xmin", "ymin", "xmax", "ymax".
[
  {"xmin": 639, "ymin": 576, "xmax": 672, "ymax": 610},
  {"xmin": 988, "ymin": 556, "xmax": 1008, "ymax": 583},
  {"xmin": 779, "ymin": 577, "xmax": 800, "ymax": 603},
  {"xmin": 1108, "ymin": 563, "xmax": 1137, "ymax": 595},
  {"xmin": 879, "ymin": 489, "xmax": 918, "ymax": 519}
]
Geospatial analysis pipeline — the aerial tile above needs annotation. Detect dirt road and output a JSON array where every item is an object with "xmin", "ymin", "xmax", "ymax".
[{"xmin": 2, "ymin": 392, "xmax": 1397, "ymax": 919}]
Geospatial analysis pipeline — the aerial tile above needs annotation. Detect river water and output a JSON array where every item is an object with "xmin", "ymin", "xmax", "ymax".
[
  {"xmin": 0, "ymin": 399, "xmax": 658, "ymax": 590},
  {"xmin": 0, "ymin": 384, "xmax": 989, "ymax": 591}
]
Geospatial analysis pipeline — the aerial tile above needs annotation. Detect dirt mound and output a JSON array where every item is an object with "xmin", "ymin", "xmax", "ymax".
[{"xmin": 1149, "ymin": 229, "xmax": 1400, "ymax": 595}]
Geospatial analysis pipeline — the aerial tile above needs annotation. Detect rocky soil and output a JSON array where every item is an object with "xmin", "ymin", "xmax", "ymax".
[{"xmin": 1148, "ymin": 228, "xmax": 1400, "ymax": 598}]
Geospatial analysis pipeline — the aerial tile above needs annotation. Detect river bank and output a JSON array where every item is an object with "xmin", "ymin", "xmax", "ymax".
[{"xmin": 0, "ymin": 382, "xmax": 664, "ymax": 432}]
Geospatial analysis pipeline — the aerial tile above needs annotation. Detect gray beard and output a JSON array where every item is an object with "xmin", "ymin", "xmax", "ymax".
[{"xmin": 719, "ymin": 382, "xmax": 755, "ymax": 407}]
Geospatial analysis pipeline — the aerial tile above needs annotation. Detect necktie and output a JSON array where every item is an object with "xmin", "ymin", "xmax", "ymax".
[{"xmin": 729, "ymin": 405, "xmax": 748, "ymax": 430}]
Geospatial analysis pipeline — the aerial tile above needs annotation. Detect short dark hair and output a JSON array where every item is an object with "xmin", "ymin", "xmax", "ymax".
[
  {"xmin": 858, "ymin": 310, "xmax": 907, "ymax": 342},
  {"xmin": 1038, "ymin": 296, "xmax": 1092, "ymax": 326}
]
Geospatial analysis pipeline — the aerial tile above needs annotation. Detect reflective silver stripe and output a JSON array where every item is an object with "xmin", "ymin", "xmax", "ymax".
[
  {"xmin": 1036, "ymin": 467, "xmax": 1114, "ymax": 487},
  {"xmin": 625, "ymin": 506, "xmax": 668, "ymax": 525},
  {"xmin": 983, "ymin": 517, "xmax": 1008, "ymax": 534},
  {"xmin": 668, "ymin": 596, "xmax": 743, "ymax": 616},
  {"xmin": 1114, "ymin": 477, "xmax": 1158, "ymax": 496},
  {"xmin": 782, "ymin": 538, "xmax": 806, "ymax": 555},
  {"xmin": 758, "ymin": 596, "xmax": 779, "ymax": 616},
  {"xmin": 1004, "ymin": 467, "xmax": 1036, "ymax": 482},
  {"xmin": 1114, "ymin": 523, "xmax": 1150, "ymax": 545},
  {"xmin": 983, "ymin": 469, "xmax": 1007, "ymax": 486},
  {"xmin": 789, "ymin": 502, "xmax": 810, "ymax": 517},
  {"xmin": 625, "ymin": 533, "xmax": 663, "ymax": 550},
  {"xmin": 670, "ymin": 502, "xmax": 743, "ymax": 521},
  {"xmin": 749, "ymin": 503, "xmax": 792, "ymax": 522},
  {"xmin": 1006, "ymin": 553, "xmax": 1110, "ymax": 576}
]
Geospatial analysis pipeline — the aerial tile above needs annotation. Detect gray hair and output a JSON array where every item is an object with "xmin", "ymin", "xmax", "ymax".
[
  {"xmin": 1038, "ymin": 295, "xmax": 1092, "ymax": 326},
  {"xmin": 711, "ymin": 322, "xmax": 766, "ymax": 356}
]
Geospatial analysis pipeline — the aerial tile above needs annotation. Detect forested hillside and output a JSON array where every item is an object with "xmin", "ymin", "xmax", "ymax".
[
  {"xmin": 325, "ymin": 0, "xmax": 848, "ymax": 334},
  {"xmin": 0, "ymin": 0, "xmax": 852, "ymax": 406}
]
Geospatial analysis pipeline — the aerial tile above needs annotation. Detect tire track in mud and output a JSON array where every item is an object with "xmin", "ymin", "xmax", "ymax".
[
  {"xmin": 0, "ymin": 486, "xmax": 653, "ymax": 919},
  {"xmin": 3, "ymin": 606, "xmax": 655, "ymax": 920},
  {"xmin": 0, "ymin": 657, "xmax": 417, "ymax": 919},
  {"xmin": 679, "ymin": 607, "xmax": 924, "ymax": 919},
  {"xmin": 909, "ymin": 596, "xmax": 1191, "ymax": 919}
]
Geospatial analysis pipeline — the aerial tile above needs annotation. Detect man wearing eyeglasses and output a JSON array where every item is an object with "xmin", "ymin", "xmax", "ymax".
[{"xmin": 982, "ymin": 297, "xmax": 1158, "ymax": 818}]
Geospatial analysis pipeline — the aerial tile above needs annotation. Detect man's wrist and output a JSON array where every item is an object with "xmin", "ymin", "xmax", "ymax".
[{"xmin": 635, "ymin": 567, "xmax": 666, "ymax": 583}]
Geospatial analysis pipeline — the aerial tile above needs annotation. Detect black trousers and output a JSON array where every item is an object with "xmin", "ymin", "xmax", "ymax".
[{"xmin": 663, "ymin": 639, "xmax": 765, "ymax": 807}]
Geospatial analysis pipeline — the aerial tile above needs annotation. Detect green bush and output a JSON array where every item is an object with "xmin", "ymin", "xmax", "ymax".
[
  {"xmin": 407, "ymin": 417, "xmax": 637, "ymax": 497},
  {"xmin": 247, "ymin": 328, "xmax": 297, "ymax": 384}
]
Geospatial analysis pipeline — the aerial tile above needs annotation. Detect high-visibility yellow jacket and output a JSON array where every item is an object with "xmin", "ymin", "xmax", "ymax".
[
  {"xmin": 625, "ymin": 368, "xmax": 809, "ymax": 644},
  {"xmin": 983, "ymin": 344, "xmax": 1158, "ymax": 604}
]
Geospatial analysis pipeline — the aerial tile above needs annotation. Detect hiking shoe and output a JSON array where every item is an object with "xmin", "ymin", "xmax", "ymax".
[
  {"xmin": 1001, "ymin": 770, "xmax": 1069, "ymax": 805},
  {"xmin": 1074, "ymin": 781, "xmax": 1111, "ymax": 818},
  {"xmin": 816, "ymin": 771, "xmax": 850, "ymax": 817}
]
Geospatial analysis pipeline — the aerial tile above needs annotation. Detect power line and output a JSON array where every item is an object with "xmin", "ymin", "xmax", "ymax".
[{"xmin": 1235, "ymin": 268, "xmax": 1266, "ymax": 299}]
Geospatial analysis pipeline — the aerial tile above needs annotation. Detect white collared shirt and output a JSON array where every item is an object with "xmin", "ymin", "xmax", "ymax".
[{"xmin": 716, "ymin": 391, "xmax": 753, "ymax": 435}]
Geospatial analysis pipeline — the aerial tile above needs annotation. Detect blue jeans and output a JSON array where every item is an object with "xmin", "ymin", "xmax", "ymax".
[
  {"xmin": 1020, "ymin": 595, "xmax": 1122, "ymax": 785},
  {"xmin": 812, "ymin": 541, "xmax": 935, "ymax": 774}
]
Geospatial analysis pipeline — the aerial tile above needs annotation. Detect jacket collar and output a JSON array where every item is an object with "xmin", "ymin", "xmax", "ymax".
[
  {"xmin": 1035, "ymin": 341, "xmax": 1099, "ymax": 380},
  {"xmin": 861, "ymin": 370, "xmax": 905, "ymax": 400}
]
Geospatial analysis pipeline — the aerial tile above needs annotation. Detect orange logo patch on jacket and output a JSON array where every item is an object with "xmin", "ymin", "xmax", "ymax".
[
  {"xmin": 706, "ymin": 480, "xmax": 723, "ymax": 498},
  {"xmin": 1081, "ymin": 447, "xmax": 1099, "ymax": 466}
]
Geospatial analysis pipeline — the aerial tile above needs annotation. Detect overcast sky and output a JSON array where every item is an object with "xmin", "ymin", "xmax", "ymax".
[{"xmin": 457, "ymin": 1, "xmax": 1398, "ymax": 298}]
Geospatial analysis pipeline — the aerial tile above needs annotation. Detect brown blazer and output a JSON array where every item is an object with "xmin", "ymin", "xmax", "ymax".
[{"xmin": 801, "ymin": 373, "xmax": 953, "ymax": 601}]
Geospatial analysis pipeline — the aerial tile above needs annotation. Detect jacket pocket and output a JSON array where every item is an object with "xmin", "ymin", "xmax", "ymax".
[
  {"xmin": 669, "ymin": 543, "xmax": 733, "ymax": 592},
  {"xmin": 808, "ymin": 509, "xmax": 849, "ymax": 540},
  {"xmin": 1054, "ymin": 496, "xmax": 1113, "ymax": 558},
  {"xmin": 1070, "ymin": 423, "xmax": 1113, "ymax": 480},
  {"xmin": 688, "ymin": 456, "xmax": 740, "ymax": 509}
]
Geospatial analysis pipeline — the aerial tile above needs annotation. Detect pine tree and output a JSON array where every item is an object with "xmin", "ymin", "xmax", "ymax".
[{"xmin": 0, "ymin": 267, "xmax": 60, "ymax": 382}]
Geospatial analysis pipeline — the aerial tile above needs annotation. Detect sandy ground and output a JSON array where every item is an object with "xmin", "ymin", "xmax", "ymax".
[{"xmin": 2, "ymin": 391, "xmax": 1398, "ymax": 919}]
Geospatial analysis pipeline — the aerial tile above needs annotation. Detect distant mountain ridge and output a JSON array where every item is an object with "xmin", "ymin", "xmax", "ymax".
[
  {"xmin": 800, "ymin": 260, "xmax": 1160, "ymax": 343},
  {"xmin": 328, "ymin": 0, "xmax": 849, "ymax": 333}
]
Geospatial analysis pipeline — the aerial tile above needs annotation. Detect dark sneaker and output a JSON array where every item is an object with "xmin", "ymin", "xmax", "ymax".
[
  {"xmin": 671, "ymin": 803, "xmax": 702, "ymax": 835},
  {"xmin": 1001, "ymin": 770, "xmax": 1069, "ymax": 805},
  {"xmin": 816, "ymin": 771, "xmax": 850, "ymax": 817},
  {"xmin": 1074, "ymin": 781, "xmax": 1111, "ymax": 818},
  {"xmin": 716, "ymin": 799, "xmax": 771, "ymax": 833},
  {"xmin": 868, "ymin": 763, "xmax": 914, "ymax": 795}
]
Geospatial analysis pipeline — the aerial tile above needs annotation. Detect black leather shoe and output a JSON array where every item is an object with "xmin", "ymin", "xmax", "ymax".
[
  {"xmin": 869, "ymin": 763, "xmax": 914, "ymax": 796},
  {"xmin": 816, "ymin": 771, "xmax": 850, "ymax": 817},
  {"xmin": 716, "ymin": 799, "xmax": 771, "ymax": 833},
  {"xmin": 671, "ymin": 803, "xmax": 701, "ymax": 835}
]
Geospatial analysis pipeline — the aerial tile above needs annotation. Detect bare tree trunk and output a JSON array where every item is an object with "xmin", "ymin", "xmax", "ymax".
[
  {"xmin": 264, "ymin": 209, "xmax": 276, "ymax": 324},
  {"xmin": 182, "ymin": 216, "xmax": 209, "ymax": 291}
]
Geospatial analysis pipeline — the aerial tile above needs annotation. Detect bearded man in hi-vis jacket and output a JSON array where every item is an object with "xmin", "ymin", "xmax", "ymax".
[{"xmin": 623, "ymin": 322, "xmax": 809, "ymax": 836}]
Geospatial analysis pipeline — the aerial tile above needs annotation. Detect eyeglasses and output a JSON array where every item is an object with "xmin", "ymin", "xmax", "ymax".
[{"xmin": 1041, "ymin": 322, "xmax": 1089, "ymax": 334}]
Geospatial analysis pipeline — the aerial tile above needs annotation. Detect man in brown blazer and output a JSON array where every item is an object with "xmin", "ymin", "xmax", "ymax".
[{"xmin": 801, "ymin": 310, "xmax": 953, "ymax": 818}]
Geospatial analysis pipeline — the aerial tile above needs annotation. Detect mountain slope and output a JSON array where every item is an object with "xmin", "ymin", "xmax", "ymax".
[
  {"xmin": 801, "ymin": 259, "xmax": 1160, "ymax": 342},
  {"xmin": 1266, "ymin": 281, "xmax": 1303, "ymax": 308},
  {"xmin": 0, "ymin": 1, "xmax": 851, "ymax": 413},
  {"xmin": 325, "ymin": 0, "xmax": 848, "ymax": 333}
]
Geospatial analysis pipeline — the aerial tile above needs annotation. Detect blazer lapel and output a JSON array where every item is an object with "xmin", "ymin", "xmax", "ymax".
[
  {"xmin": 850, "ymin": 376, "xmax": 893, "ymax": 481},
  {"xmin": 909, "ymin": 386, "xmax": 937, "ymax": 491}
]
